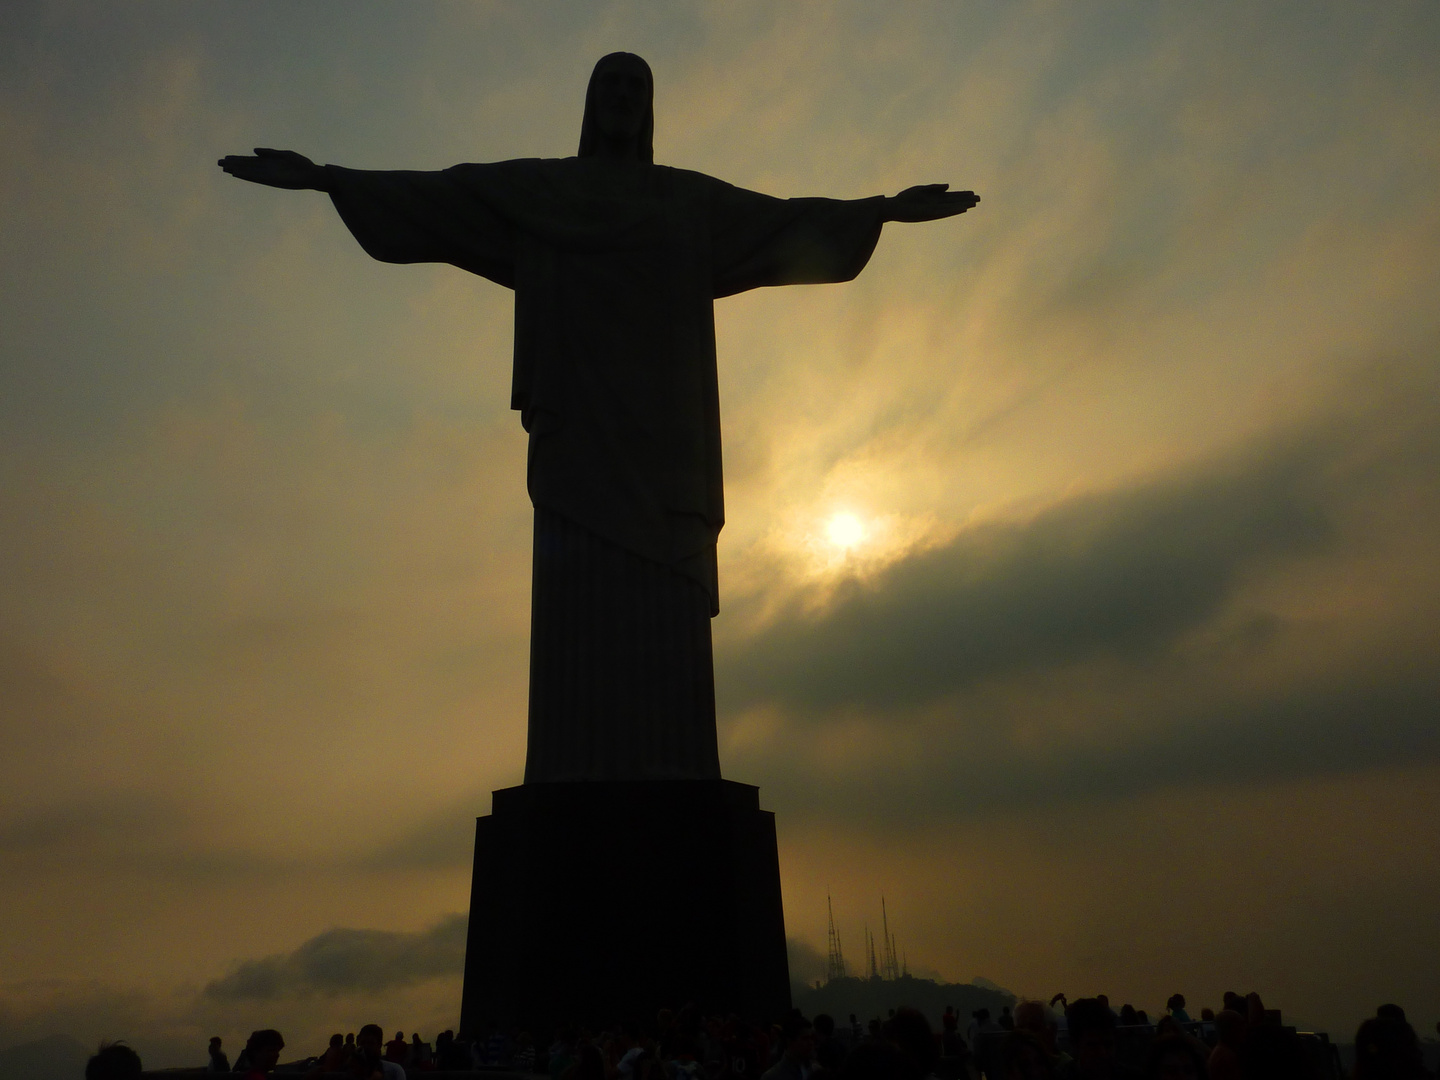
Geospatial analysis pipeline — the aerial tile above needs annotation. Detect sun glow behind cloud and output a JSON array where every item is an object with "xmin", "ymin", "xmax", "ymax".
[
  {"xmin": 765, "ymin": 505, "xmax": 955, "ymax": 591},
  {"xmin": 825, "ymin": 511, "xmax": 865, "ymax": 551}
]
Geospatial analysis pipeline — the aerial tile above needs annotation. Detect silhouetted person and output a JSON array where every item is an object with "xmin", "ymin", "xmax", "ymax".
[
  {"xmin": 574, "ymin": 1041, "xmax": 607, "ymax": 1080},
  {"xmin": 1000, "ymin": 1030, "xmax": 1054, "ymax": 1080},
  {"xmin": 761, "ymin": 1013, "xmax": 814, "ymax": 1080},
  {"xmin": 1048, "ymin": 996, "xmax": 1071, "ymax": 1050},
  {"xmin": 217, "ymin": 52, "xmax": 979, "ymax": 788},
  {"xmin": 1206, "ymin": 1011, "xmax": 1245, "ymax": 1080},
  {"xmin": 384, "ymin": 1030, "xmax": 409, "ymax": 1063},
  {"xmin": 838, "ymin": 1040, "xmax": 906, "ymax": 1080},
  {"xmin": 1001, "ymin": 1006, "xmax": 1016, "ymax": 1031},
  {"xmin": 940, "ymin": 1005, "xmax": 968, "ymax": 1069},
  {"xmin": 887, "ymin": 1008, "xmax": 938, "ymax": 1080},
  {"xmin": 313, "ymin": 1033, "xmax": 347, "ymax": 1074},
  {"xmin": 514, "ymin": 1028, "xmax": 539, "ymax": 1073},
  {"xmin": 409, "ymin": 1032, "xmax": 432, "ymax": 1068},
  {"xmin": 968, "ymin": 1009, "xmax": 994, "ymax": 1047},
  {"xmin": 1061, "ymin": 998, "xmax": 1139, "ymax": 1080},
  {"xmin": 485, "ymin": 1023, "xmax": 513, "ymax": 1068},
  {"xmin": 813, "ymin": 1013, "xmax": 846, "ymax": 1076},
  {"xmin": 1353, "ymin": 1011, "xmax": 1426, "ymax": 1078},
  {"xmin": 548, "ymin": 1030, "xmax": 578, "ymax": 1080},
  {"xmin": 1238, "ymin": 1001, "xmax": 1310, "ymax": 1080},
  {"xmin": 609, "ymin": 1021, "xmax": 644, "ymax": 1080},
  {"xmin": 355, "ymin": 1024, "xmax": 404, "ymax": 1080},
  {"xmin": 434, "ymin": 1030, "xmax": 456, "ymax": 1070},
  {"xmin": 86, "ymin": 1042, "xmax": 142, "ymax": 1080},
  {"xmin": 1165, "ymin": 996, "xmax": 1190, "ymax": 1024},
  {"xmin": 207, "ymin": 1036, "xmax": 229, "ymax": 1073},
  {"xmin": 237, "ymin": 1030, "xmax": 285, "ymax": 1079},
  {"xmin": 1015, "ymin": 1000, "xmax": 1059, "ymax": 1056},
  {"xmin": 724, "ymin": 1018, "xmax": 764, "ymax": 1078},
  {"xmin": 1242, "ymin": 992, "xmax": 1269, "ymax": 1026},
  {"xmin": 1141, "ymin": 1035, "xmax": 1204, "ymax": 1080}
]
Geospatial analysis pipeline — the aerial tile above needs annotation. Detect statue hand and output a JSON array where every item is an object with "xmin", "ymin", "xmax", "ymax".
[
  {"xmin": 884, "ymin": 184, "xmax": 979, "ymax": 222},
  {"xmin": 217, "ymin": 148, "xmax": 328, "ymax": 191}
]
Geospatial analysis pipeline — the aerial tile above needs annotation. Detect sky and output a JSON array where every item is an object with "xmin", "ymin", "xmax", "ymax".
[{"xmin": 3, "ymin": 0, "xmax": 1440, "ymax": 1066}]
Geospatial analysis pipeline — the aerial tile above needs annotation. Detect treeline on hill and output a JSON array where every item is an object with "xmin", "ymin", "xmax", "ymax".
[{"xmin": 791, "ymin": 976, "xmax": 1016, "ymax": 1029}]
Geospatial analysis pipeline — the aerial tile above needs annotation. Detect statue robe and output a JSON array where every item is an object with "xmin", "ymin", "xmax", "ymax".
[{"xmin": 325, "ymin": 157, "xmax": 884, "ymax": 781}]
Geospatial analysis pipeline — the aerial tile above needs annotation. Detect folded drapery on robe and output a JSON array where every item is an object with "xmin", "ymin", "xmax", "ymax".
[
  {"xmin": 526, "ymin": 506, "xmax": 720, "ymax": 782},
  {"xmin": 326, "ymin": 157, "xmax": 884, "ymax": 614}
]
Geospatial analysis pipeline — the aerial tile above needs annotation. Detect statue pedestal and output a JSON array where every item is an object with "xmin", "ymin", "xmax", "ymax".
[{"xmin": 459, "ymin": 780, "xmax": 791, "ymax": 1032}]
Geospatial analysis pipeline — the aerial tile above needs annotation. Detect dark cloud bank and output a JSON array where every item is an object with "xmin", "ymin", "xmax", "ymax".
[
  {"xmin": 722, "ymin": 441, "xmax": 1333, "ymax": 712},
  {"xmin": 203, "ymin": 915, "xmax": 466, "ymax": 1001},
  {"xmin": 717, "ymin": 414, "xmax": 1440, "ymax": 821}
]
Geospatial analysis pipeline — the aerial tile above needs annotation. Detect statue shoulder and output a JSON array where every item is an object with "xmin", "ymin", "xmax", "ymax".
[
  {"xmin": 659, "ymin": 164, "xmax": 728, "ymax": 192},
  {"xmin": 444, "ymin": 157, "xmax": 559, "ymax": 184}
]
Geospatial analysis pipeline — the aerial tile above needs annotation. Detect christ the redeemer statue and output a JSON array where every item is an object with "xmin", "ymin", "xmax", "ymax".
[{"xmin": 220, "ymin": 53, "xmax": 977, "ymax": 785}]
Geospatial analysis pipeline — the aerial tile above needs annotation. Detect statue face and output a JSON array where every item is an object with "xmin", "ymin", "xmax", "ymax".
[{"xmin": 591, "ymin": 59, "xmax": 649, "ymax": 143}]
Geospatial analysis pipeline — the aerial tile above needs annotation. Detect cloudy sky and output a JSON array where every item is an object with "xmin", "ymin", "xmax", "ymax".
[{"xmin": 3, "ymin": 0, "xmax": 1439, "ymax": 1065}]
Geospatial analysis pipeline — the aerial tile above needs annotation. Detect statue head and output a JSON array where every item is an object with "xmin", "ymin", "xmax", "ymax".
[{"xmin": 578, "ymin": 52, "xmax": 654, "ymax": 163}]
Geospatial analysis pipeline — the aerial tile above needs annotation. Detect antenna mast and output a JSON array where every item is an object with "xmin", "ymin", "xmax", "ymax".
[
  {"xmin": 880, "ymin": 896, "xmax": 900, "ymax": 980},
  {"xmin": 826, "ymin": 894, "xmax": 848, "ymax": 982}
]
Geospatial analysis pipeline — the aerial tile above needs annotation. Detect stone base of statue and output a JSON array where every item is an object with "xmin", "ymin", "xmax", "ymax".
[{"xmin": 458, "ymin": 779, "xmax": 791, "ymax": 1032}]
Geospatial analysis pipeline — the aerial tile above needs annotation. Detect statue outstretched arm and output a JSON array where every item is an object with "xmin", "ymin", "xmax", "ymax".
[
  {"xmin": 217, "ymin": 148, "xmax": 330, "ymax": 192},
  {"xmin": 217, "ymin": 151, "xmax": 515, "ymax": 287},
  {"xmin": 882, "ymin": 183, "xmax": 980, "ymax": 222},
  {"xmin": 709, "ymin": 177, "xmax": 978, "ymax": 297}
]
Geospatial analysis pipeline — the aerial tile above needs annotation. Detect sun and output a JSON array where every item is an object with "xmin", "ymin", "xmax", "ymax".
[{"xmin": 825, "ymin": 512, "xmax": 866, "ymax": 550}]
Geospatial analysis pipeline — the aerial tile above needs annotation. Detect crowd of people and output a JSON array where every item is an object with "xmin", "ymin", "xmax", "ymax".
[{"xmin": 79, "ymin": 992, "xmax": 1435, "ymax": 1080}]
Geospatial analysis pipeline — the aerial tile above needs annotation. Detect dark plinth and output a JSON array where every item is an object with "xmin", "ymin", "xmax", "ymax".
[{"xmin": 459, "ymin": 780, "xmax": 790, "ymax": 1032}]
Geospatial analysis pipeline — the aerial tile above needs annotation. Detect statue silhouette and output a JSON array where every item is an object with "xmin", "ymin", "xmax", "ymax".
[{"xmin": 220, "ymin": 52, "xmax": 978, "ymax": 783}]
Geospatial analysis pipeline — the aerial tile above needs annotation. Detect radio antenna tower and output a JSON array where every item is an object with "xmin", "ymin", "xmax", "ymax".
[
  {"xmin": 825, "ymin": 894, "xmax": 848, "ymax": 982},
  {"xmin": 865, "ymin": 925, "xmax": 879, "ymax": 979},
  {"xmin": 880, "ymin": 896, "xmax": 900, "ymax": 980}
]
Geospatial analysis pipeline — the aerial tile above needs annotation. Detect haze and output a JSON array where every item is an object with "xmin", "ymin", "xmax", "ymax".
[{"xmin": 2, "ymin": 1, "xmax": 1438, "ymax": 1065}]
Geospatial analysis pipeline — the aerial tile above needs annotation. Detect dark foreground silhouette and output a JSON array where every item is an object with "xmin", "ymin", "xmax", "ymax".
[{"xmin": 111, "ymin": 994, "xmax": 1438, "ymax": 1079}]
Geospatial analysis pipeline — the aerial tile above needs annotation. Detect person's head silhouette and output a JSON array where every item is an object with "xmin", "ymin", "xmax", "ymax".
[
  {"xmin": 1065, "ymin": 999, "xmax": 1117, "ymax": 1078},
  {"xmin": 1354, "ymin": 1010, "xmax": 1423, "ymax": 1079},
  {"xmin": 86, "ymin": 1042, "xmax": 141, "ymax": 1080},
  {"xmin": 243, "ymin": 1030, "xmax": 284, "ymax": 1075}
]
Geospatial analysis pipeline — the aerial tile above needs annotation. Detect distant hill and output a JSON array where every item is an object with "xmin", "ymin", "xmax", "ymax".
[
  {"xmin": 792, "ymin": 975, "xmax": 1016, "ymax": 1030},
  {"xmin": 0, "ymin": 1034, "xmax": 90, "ymax": 1080}
]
